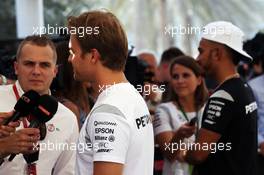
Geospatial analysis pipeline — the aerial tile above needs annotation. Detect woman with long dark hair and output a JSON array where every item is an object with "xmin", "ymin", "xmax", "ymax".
[{"xmin": 154, "ymin": 55, "xmax": 208, "ymax": 175}]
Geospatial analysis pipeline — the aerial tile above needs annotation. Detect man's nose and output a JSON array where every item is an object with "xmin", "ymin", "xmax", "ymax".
[
  {"xmin": 196, "ymin": 55, "xmax": 202, "ymax": 63},
  {"xmin": 32, "ymin": 64, "xmax": 41, "ymax": 75}
]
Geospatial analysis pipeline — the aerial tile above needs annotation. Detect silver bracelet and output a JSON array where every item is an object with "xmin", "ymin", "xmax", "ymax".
[{"xmin": 0, "ymin": 75, "xmax": 7, "ymax": 85}]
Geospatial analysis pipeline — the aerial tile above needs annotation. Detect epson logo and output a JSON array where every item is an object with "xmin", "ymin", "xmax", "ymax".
[
  {"xmin": 94, "ymin": 121, "xmax": 117, "ymax": 127},
  {"xmin": 95, "ymin": 128, "xmax": 115, "ymax": 134},
  {"xmin": 136, "ymin": 115, "xmax": 152, "ymax": 129}
]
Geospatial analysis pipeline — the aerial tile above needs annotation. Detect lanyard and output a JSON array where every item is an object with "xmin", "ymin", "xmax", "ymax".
[
  {"xmin": 27, "ymin": 163, "xmax": 37, "ymax": 175},
  {"xmin": 174, "ymin": 101, "xmax": 199, "ymax": 137}
]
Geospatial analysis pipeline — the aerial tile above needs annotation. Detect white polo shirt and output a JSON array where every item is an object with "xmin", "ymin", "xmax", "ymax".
[
  {"xmin": 0, "ymin": 81, "xmax": 79, "ymax": 175},
  {"xmin": 76, "ymin": 82, "xmax": 154, "ymax": 175}
]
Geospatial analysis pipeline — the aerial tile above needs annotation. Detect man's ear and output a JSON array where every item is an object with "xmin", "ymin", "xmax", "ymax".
[
  {"xmin": 54, "ymin": 65, "xmax": 58, "ymax": 76},
  {"xmin": 90, "ymin": 49, "xmax": 101, "ymax": 64},
  {"xmin": 211, "ymin": 48, "xmax": 221, "ymax": 61},
  {"xmin": 14, "ymin": 61, "xmax": 18, "ymax": 75}
]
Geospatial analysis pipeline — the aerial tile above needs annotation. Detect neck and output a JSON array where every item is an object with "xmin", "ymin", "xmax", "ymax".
[
  {"xmin": 177, "ymin": 95, "xmax": 196, "ymax": 112},
  {"xmin": 214, "ymin": 66, "xmax": 238, "ymax": 85},
  {"xmin": 93, "ymin": 69, "xmax": 128, "ymax": 97}
]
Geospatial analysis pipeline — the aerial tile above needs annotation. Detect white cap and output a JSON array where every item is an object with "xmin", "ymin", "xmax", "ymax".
[{"xmin": 202, "ymin": 21, "xmax": 252, "ymax": 61}]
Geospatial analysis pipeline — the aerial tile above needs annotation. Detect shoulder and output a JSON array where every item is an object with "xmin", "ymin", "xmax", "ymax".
[
  {"xmin": 99, "ymin": 83, "xmax": 149, "ymax": 118},
  {"xmin": 210, "ymin": 89, "xmax": 235, "ymax": 102},
  {"xmin": 0, "ymin": 84, "xmax": 13, "ymax": 94},
  {"xmin": 0, "ymin": 85, "xmax": 16, "ymax": 110},
  {"xmin": 56, "ymin": 102, "xmax": 79, "ymax": 123},
  {"xmin": 157, "ymin": 102, "xmax": 175, "ymax": 110},
  {"xmin": 212, "ymin": 78, "xmax": 250, "ymax": 102}
]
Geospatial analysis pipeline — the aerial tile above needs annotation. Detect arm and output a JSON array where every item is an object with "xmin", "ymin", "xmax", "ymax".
[
  {"xmin": 181, "ymin": 94, "xmax": 234, "ymax": 164},
  {"xmin": 155, "ymin": 124, "xmax": 195, "ymax": 162},
  {"xmin": 184, "ymin": 128, "xmax": 221, "ymax": 164},
  {"xmin": 154, "ymin": 105, "xmax": 195, "ymax": 162},
  {"xmin": 89, "ymin": 110, "xmax": 130, "ymax": 175},
  {"xmin": 94, "ymin": 162, "xmax": 123, "ymax": 175}
]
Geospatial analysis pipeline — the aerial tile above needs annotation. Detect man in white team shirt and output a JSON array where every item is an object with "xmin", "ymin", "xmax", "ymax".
[
  {"xmin": 0, "ymin": 35, "xmax": 78, "ymax": 174},
  {"xmin": 68, "ymin": 10, "xmax": 154, "ymax": 175}
]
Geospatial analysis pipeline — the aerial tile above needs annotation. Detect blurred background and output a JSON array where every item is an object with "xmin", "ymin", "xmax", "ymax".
[{"xmin": 1, "ymin": 0, "xmax": 264, "ymax": 58}]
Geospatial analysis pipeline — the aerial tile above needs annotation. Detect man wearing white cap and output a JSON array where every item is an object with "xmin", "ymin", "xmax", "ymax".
[{"xmin": 175, "ymin": 21, "xmax": 258, "ymax": 175}]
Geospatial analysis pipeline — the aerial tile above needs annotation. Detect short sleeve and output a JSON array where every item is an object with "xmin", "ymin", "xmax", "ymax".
[
  {"xmin": 202, "ymin": 94, "xmax": 235, "ymax": 135},
  {"xmin": 87, "ymin": 112, "xmax": 130, "ymax": 164},
  {"xmin": 153, "ymin": 105, "xmax": 173, "ymax": 136}
]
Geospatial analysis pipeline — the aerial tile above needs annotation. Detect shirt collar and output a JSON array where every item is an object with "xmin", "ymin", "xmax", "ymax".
[{"xmin": 15, "ymin": 80, "xmax": 51, "ymax": 96}]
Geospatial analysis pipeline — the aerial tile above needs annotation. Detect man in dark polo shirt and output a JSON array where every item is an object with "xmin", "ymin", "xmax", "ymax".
[{"xmin": 175, "ymin": 21, "xmax": 257, "ymax": 175}]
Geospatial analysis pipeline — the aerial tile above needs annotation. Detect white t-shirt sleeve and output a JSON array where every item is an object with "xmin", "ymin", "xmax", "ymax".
[
  {"xmin": 87, "ymin": 112, "xmax": 130, "ymax": 164},
  {"xmin": 153, "ymin": 105, "xmax": 173, "ymax": 136}
]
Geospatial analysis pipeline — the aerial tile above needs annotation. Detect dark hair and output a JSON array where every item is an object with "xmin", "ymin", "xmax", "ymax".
[
  {"xmin": 160, "ymin": 47, "xmax": 184, "ymax": 63},
  {"xmin": 68, "ymin": 10, "xmax": 128, "ymax": 71},
  {"xmin": 16, "ymin": 35, "xmax": 57, "ymax": 62},
  {"xmin": 224, "ymin": 46, "xmax": 241, "ymax": 65},
  {"xmin": 169, "ymin": 55, "xmax": 208, "ymax": 110},
  {"xmin": 53, "ymin": 41, "xmax": 90, "ymax": 113}
]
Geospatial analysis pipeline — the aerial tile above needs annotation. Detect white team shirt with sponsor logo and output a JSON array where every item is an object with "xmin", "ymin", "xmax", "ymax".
[{"xmin": 76, "ymin": 82, "xmax": 154, "ymax": 175}]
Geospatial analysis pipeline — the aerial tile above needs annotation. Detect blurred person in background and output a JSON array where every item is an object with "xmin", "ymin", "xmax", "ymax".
[
  {"xmin": 156, "ymin": 47, "xmax": 185, "ymax": 103},
  {"xmin": 154, "ymin": 56, "xmax": 208, "ymax": 175},
  {"xmin": 243, "ymin": 32, "xmax": 264, "ymax": 80},
  {"xmin": 52, "ymin": 41, "xmax": 90, "ymax": 129},
  {"xmin": 248, "ymin": 47, "xmax": 264, "ymax": 175},
  {"xmin": 138, "ymin": 52, "xmax": 163, "ymax": 115}
]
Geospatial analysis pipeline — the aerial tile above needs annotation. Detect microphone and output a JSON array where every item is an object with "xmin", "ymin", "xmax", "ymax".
[
  {"xmin": 3, "ymin": 90, "xmax": 40, "ymax": 125},
  {"xmin": 9, "ymin": 95, "xmax": 58, "ymax": 162},
  {"xmin": 29, "ymin": 94, "xmax": 58, "ymax": 128}
]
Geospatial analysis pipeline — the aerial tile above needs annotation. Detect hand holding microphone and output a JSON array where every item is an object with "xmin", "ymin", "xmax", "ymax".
[
  {"xmin": 0, "ymin": 128, "xmax": 40, "ymax": 159},
  {"xmin": 2, "ymin": 90, "xmax": 40, "ymax": 126},
  {"xmin": 0, "ymin": 90, "xmax": 39, "ymax": 138},
  {"xmin": 8, "ymin": 94, "xmax": 58, "ymax": 162},
  {"xmin": 0, "ymin": 112, "xmax": 20, "ymax": 138}
]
